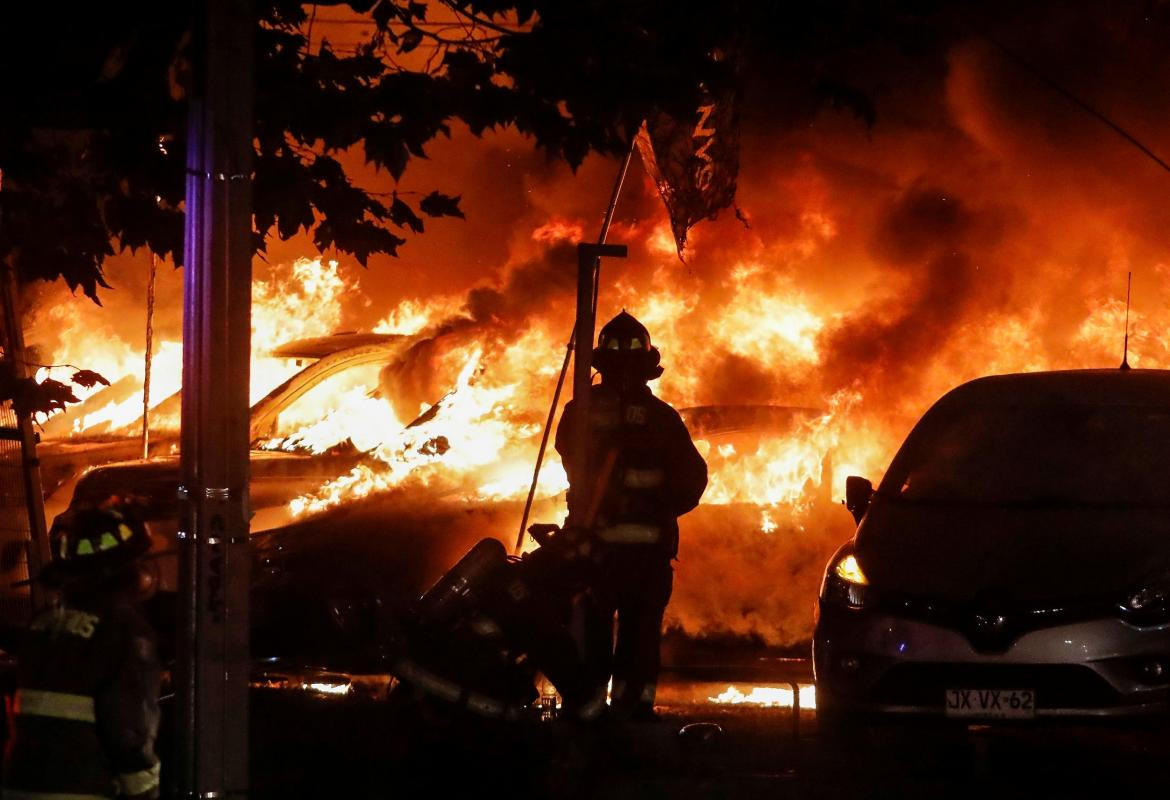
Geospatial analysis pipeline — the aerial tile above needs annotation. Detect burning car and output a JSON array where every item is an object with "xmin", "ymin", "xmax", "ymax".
[
  {"xmin": 39, "ymin": 332, "xmax": 408, "ymax": 523},
  {"xmin": 40, "ymin": 334, "xmax": 407, "ymax": 596},
  {"xmin": 56, "ymin": 373, "xmax": 838, "ymax": 673},
  {"xmin": 64, "ymin": 335, "xmax": 402, "ymax": 508},
  {"xmin": 815, "ymin": 369, "xmax": 1170, "ymax": 727}
]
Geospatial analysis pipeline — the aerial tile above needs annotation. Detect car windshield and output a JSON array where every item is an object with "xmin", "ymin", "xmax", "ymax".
[
  {"xmin": 263, "ymin": 362, "xmax": 387, "ymax": 446},
  {"xmin": 886, "ymin": 403, "xmax": 1170, "ymax": 505}
]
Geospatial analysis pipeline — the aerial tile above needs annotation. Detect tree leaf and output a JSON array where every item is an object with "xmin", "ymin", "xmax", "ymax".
[
  {"xmin": 370, "ymin": 0, "xmax": 396, "ymax": 29},
  {"xmin": 398, "ymin": 28, "xmax": 424, "ymax": 55},
  {"xmin": 10, "ymin": 377, "xmax": 80, "ymax": 419},
  {"xmin": 70, "ymin": 369, "xmax": 111, "ymax": 389},
  {"xmin": 390, "ymin": 196, "xmax": 425, "ymax": 233},
  {"xmin": 419, "ymin": 191, "xmax": 464, "ymax": 219}
]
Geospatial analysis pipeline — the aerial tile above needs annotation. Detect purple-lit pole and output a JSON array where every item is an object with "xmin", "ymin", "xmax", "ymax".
[{"xmin": 176, "ymin": 0, "xmax": 253, "ymax": 796}]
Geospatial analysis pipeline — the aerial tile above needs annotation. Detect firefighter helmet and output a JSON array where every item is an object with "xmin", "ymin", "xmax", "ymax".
[
  {"xmin": 40, "ymin": 506, "xmax": 152, "ymax": 587},
  {"xmin": 593, "ymin": 311, "xmax": 663, "ymax": 381}
]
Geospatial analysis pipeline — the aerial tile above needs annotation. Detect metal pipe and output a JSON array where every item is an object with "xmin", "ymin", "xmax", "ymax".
[
  {"xmin": 789, "ymin": 680, "xmax": 801, "ymax": 740},
  {"xmin": 141, "ymin": 251, "xmax": 157, "ymax": 460},
  {"xmin": 513, "ymin": 141, "xmax": 636, "ymax": 553},
  {"xmin": 569, "ymin": 241, "xmax": 627, "ymax": 516}
]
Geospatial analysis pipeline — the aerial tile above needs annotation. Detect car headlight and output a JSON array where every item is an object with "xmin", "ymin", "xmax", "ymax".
[
  {"xmin": 821, "ymin": 550, "xmax": 870, "ymax": 609},
  {"xmin": 1120, "ymin": 581, "xmax": 1170, "ymax": 626}
]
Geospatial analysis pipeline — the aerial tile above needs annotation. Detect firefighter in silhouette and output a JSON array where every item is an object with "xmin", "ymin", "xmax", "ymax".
[
  {"xmin": 554, "ymin": 310, "xmax": 707, "ymax": 720},
  {"xmin": 4, "ymin": 506, "xmax": 161, "ymax": 800}
]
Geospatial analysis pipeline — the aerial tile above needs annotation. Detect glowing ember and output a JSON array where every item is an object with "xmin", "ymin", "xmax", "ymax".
[{"xmin": 708, "ymin": 684, "xmax": 817, "ymax": 710}]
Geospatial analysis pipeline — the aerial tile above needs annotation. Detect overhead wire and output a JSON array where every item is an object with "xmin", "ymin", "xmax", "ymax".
[{"xmin": 963, "ymin": 15, "xmax": 1170, "ymax": 175}]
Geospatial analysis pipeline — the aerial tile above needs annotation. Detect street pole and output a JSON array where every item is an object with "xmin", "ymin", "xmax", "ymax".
[
  {"xmin": 570, "ymin": 243, "xmax": 626, "ymax": 516},
  {"xmin": 513, "ymin": 142, "xmax": 635, "ymax": 553},
  {"xmin": 176, "ymin": 0, "xmax": 253, "ymax": 797}
]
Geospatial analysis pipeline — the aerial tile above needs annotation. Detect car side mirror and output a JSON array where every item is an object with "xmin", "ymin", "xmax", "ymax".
[{"xmin": 844, "ymin": 476, "xmax": 873, "ymax": 525}]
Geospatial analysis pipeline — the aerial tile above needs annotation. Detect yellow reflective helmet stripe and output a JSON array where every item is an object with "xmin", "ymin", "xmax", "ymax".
[
  {"xmin": 98, "ymin": 532, "xmax": 119, "ymax": 551},
  {"xmin": 116, "ymin": 763, "xmax": 161, "ymax": 797},
  {"xmin": 75, "ymin": 539, "xmax": 94, "ymax": 556},
  {"xmin": 117, "ymin": 523, "xmax": 134, "ymax": 541},
  {"xmin": 13, "ymin": 690, "xmax": 95, "ymax": 722}
]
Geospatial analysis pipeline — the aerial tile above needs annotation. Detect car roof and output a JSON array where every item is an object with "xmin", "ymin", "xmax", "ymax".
[
  {"xmin": 248, "ymin": 339, "xmax": 408, "ymax": 439},
  {"xmin": 45, "ymin": 337, "xmax": 410, "ymax": 444},
  {"xmin": 679, "ymin": 405, "xmax": 821, "ymax": 437},
  {"xmin": 879, "ymin": 369, "xmax": 1170, "ymax": 495},
  {"xmin": 932, "ymin": 369, "xmax": 1170, "ymax": 410},
  {"xmin": 269, "ymin": 332, "xmax": 405, "ymax": 359}
]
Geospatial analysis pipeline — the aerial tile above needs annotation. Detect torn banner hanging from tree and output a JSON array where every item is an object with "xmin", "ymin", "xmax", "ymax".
[{"xmin": 636, "ymin": 87, "xmax": 740, "ymax": 258}]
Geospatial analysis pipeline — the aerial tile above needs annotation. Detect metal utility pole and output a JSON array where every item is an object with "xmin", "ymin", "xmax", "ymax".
[
  {"xmin": 176, "ymin": 0, "xmax": 254, "ymax": 797},
  {"xmin": 570, "ymin": 243, "xmax": 626, "ymax": 512},
  {"xmin": 513, "ymin": 144, "xmax": 635, "ymax": 553}
]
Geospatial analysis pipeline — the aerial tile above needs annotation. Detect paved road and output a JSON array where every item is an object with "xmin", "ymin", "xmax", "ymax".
[{"xmin": 246, "ymin": 686, "xmax": 1170, "ymax": 799}]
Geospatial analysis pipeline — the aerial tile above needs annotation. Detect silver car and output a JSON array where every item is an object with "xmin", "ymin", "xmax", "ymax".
[{"xmin": 814, "ymin": 369, "xmax": 1170, "ymax": 726}]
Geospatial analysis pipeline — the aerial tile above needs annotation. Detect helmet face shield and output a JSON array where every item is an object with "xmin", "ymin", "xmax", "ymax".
[
  {"xmin": 593, "ymin": 311, "xmax": 662, "ymax": 384},
  {"xmin": 596, "ymin": 311, "xmax": 652, "ymax": 353}
]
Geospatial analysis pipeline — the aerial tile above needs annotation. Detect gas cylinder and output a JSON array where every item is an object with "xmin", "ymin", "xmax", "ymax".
[{"xmin": 416, "ymin": 538, "xmax": 508, "ymax": 626}]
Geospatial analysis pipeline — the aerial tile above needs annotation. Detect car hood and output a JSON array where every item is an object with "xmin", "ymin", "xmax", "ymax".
[{"xmin": 855, "ymin": 499, "xmax": 1170, "ymax": 606}]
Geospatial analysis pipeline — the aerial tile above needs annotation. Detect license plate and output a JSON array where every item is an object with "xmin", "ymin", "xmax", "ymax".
[{"xmin": 944, "ymin": 688, "xmax": 1035, "ymax": 719}]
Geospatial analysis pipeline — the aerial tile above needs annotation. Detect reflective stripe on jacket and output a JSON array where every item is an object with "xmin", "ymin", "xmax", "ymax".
[
  {"xmin": 597, "ymin": 523, "xmax": 662, "ymax": 544},
  {"xmin": 555, "ymin": 383, "xmax": 708, "ymax": 557},
  {"xmin": 14, "ymin": 690, "xmax": 97, "ymax": 722}
]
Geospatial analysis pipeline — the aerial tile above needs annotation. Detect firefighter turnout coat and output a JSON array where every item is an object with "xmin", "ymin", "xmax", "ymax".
[
  {"xmin": 4, "ymin": 596, "xmax": 162, "ymax": 800},
  {"xmin": 555, "ymin": 382, "xmax": 707, "ymax": 553}
]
